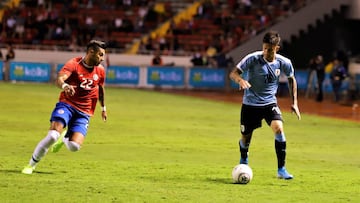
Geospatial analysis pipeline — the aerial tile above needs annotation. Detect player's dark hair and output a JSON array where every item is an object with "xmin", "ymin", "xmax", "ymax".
[
  {"xmin": 263, "ymin": 31, "xmax": 281, "ymax": 45},
  {"xmin": 87, "ymin": 40, "xmax": 107, "ymax": 51}
]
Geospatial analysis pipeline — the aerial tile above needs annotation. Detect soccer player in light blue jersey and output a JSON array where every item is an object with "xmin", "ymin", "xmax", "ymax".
[{"xmin": 230, "ymin": 30, "xmax": 301, "ymax": 180}]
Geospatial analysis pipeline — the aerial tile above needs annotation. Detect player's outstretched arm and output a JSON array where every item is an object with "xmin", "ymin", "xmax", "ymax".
[{"xmin": 288, "ymin": 76, "xmax": 301, "ymax": 120}]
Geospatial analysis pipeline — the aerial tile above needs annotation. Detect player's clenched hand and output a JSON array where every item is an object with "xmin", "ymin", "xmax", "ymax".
[
  {"xmin": 63, "ymin": 85, "xmax": 76, "ymax": 96},
  {"xmin": 101, "ymin": 111, "xmax": 107, "ymax": 122},
  {"xmin": 291, "ymin": 104, "xmax": 301, "ymax": 120},
  {"xmin": 238, "ymin": 79, "xmax": 251, "ymax": 90}
]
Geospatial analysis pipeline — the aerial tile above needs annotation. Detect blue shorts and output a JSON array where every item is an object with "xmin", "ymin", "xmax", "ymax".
[{"xmin": 50, "ymin": 102, "xmax": 90, "ymax": 136}]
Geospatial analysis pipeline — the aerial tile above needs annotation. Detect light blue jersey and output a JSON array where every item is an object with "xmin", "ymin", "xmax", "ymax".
[{"xmin": 236, "ymin": 51, "xmax": 294, "ymax": 106}]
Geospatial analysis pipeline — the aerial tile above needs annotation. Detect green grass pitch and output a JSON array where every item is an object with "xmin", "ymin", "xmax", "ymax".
[{"xmin": 0, "ymin": 82, "xmax": 359, "ymax": 202}]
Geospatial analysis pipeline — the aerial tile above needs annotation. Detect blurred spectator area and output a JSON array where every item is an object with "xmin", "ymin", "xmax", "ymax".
[
  {"xmin": 0, "ymin": 0, "xmax": 306, "ymax": 54},
  {"xmin": 137, "ymin": 0, "xmax": 306, "ymax": 56},
  {"xmin": 0, "ymin": 0, "xmax": 174, "ymax": 52},
  {"xmin": 0, "ymin": 0, "xmax": 20, "ymax": 19}
]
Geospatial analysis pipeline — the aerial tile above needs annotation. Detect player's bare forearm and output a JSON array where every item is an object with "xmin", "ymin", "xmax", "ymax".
[
  {"xmin": 57, "ymin": 73, "xmax": 76, "ymax": 96},
  {"xmin": 56, "ymin": 73, "xmax": 69, "ymax": 88},
  {"xmin": 229, "ymin": 67, "xmax": 240, "ymax": 82},
  {"xmin": 98, "ymin": 85, "xmax": 107, "ymax": 121},
  {"xmin": 229, "ymin": 67, "xmax": 251, "ymax": 90},
  {"xmin": 288, "ymin": 76, "xmax": 301, "ymax": 120},
  {"xmin": 287, "ymin": 76, "xmax": 298, "ymax": 104},
  {"xmin": 98, "ymin": 85, "xmax": 105, "ymax": 107}
]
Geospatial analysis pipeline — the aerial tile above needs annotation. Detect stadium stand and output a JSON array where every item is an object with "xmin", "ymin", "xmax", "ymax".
[
  {"xmin": 0, "ymin": 0, "xmax": 174, "ymax": 52},
  {"xmin": 0, "ymin": 0, "xmax": 306, "ymax": 55}
]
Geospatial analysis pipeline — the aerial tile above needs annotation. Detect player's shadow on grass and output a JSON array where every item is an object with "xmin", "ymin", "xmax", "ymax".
[
  {"xmin": 206, "ymin": 177, "xmax": 233, "ymax": 184},
  {"xmin": 0, "ymin": 169, "xmax": 54, "ymax": 175}
]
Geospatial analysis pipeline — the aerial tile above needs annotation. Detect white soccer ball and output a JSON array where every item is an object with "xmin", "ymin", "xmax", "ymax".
[{"xmin": 232, "ymin": 164, "xmax": 253, "ymax": 184}]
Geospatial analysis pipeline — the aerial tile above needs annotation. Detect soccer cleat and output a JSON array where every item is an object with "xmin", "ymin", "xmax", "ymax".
[
  {"xmin": 21, "ymin": 165, "xmax": 35, "ymax": 175},
  {"xmin": 277, "ymin": 167, "xmax": 294, "ymax": 180},
  {"xmin": 240, "ymin": 157, "xmax": 249, "ymax": 165},
  {"xmin": 50, "ymin": 130, "xmax": 66, "ymax": 153}
]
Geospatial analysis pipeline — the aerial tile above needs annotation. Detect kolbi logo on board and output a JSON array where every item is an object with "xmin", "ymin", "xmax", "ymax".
[
  {"xmin": 24, "ymin": 66, "xmax": 49, "ymax": 77},
  {"xmin": 106, "ymin": 66, "xmax": 140, "ymax": 85},
  {"xmin": 14, "ymin": 66, "xmax": 24, "ymax": 76},
  {"xmin": 193, "ymin": 73, "xmax": 202, "ymax": 82},
  {"xmin": 150, "ymin": 71, "xmax": 160, "ymax": 81},
  {"xmin": 147, "ymin": 67, "xmax": 185, "ymax": 86},
  {"xmin": 190, "ymin": 68, "xmax": 225, "ymax": 88},
  {"xmin": 14, "ymin": 65, "xmax": 49, "ymax": 77},
  {"xmin": 159, "ymin": 71, "xmax": 182, "ymax": 82},
  {"xmin": 10, "ymin": 62, "xmax": 51, "ymax": 82},
  {"xmin": 192, "ymin": 72, "xmax": 224, "ymax": 82},
  {"xmin": 116, "ymin": 70, "xmax": 138, "ymax": 80},
  {"xmin": 107, "ymin": 69, "xmax": 116, "ymax": 79},
  {"xmin": 149, "ymin": 69, "xmax": 183, "ymax": 82}
]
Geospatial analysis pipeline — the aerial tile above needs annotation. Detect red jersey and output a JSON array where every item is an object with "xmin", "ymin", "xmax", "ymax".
[{"xmin": 58, "ymin": 57, "xmax": 105, "ymax": 116}]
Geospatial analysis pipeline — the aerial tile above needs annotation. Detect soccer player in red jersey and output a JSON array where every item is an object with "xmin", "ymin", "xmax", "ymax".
[{"xmin": 22, "ymin": 40, "xmax": 108, "ymax": 174}]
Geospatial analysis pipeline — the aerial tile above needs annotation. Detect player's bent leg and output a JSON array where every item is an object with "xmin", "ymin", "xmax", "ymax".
[
  {"xmin": 274, "ymin": 132, "xmax": 287, "ymax": 168},
  {"xmin": 63, "ymin": 132, "xmax": 84, "ymax": 152},
  {"xmin": 239, "ymin": 139, "xmax": 249, "ymax": 164},
  {"xmin": 64, "ymin": 140, "xmax": 81, "ymax": 152},
  {"xmin": 271, "ymin": 121, "xmax": 293, "ymax": 179},
  {"xmin": 239, "ymin": 133, "xmax": 252, "ymax": 164},
  {"xmin": 22, "ymin": 130, "xmax": 61, "ymax": 174},
  {"xmin": 50, "ymin": 129, "xmax": 67, "ymax": 153}
]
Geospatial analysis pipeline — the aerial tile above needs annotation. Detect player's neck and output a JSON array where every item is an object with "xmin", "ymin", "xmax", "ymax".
[
  {"xmin": 81, "ymin": 59, "xmax": 94, "ymax": 69},
  {"xmin": 263, "ymin": 56, "xmax": 275, "ymax": 63}
]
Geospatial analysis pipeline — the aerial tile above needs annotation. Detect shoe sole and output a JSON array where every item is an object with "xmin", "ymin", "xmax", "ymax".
[
  {"xmin": 21, "ymin": 169, "xmax": 34, "ymax": 175},
  {"xmin": 277, "ymin": 175, "xmax": 293, "ymax": 180}
]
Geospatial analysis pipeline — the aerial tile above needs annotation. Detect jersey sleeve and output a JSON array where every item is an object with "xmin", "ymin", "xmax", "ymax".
[
  {"xmin": 98, "ymin": 65, "xmax": 106, "ymax": 86},
  {"xmin": 236, "ymin": 51, "xmax": 261, "ymax": 73},
  {"xmin": 280, "ymin": 58, "xmax": 294, "ymax": 78},
  {"xmin": 59, "ymin": 59, "xmax": 76, "ymax": 76}
]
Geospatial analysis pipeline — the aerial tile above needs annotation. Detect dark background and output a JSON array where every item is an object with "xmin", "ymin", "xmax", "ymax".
[{"xmin": 281, "ymin": 5, "xmax": 360, "ymax": 69}]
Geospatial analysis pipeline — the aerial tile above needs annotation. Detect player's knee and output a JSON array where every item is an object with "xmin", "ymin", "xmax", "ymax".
[
  {"xmin": 65, "ymin": 141, "xmax": 81, "ymax": 152},
  {"xmin": 270, "ymin": 120, "xmax": 283, "ymax": 134},
  {"xmin": 241, "ymin": 133, "xmax": 253, "ymax": 142},
  {"xmin": 271, "ymin": 124, "xmax": 283, "ymax": 134},
  {"xmin": 241, "ymin": 125, "xmax": 253, "ymax": 136},
  {"xmin": 48, "ymin": 130, "xmax": 60, "ymax": 142}
]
